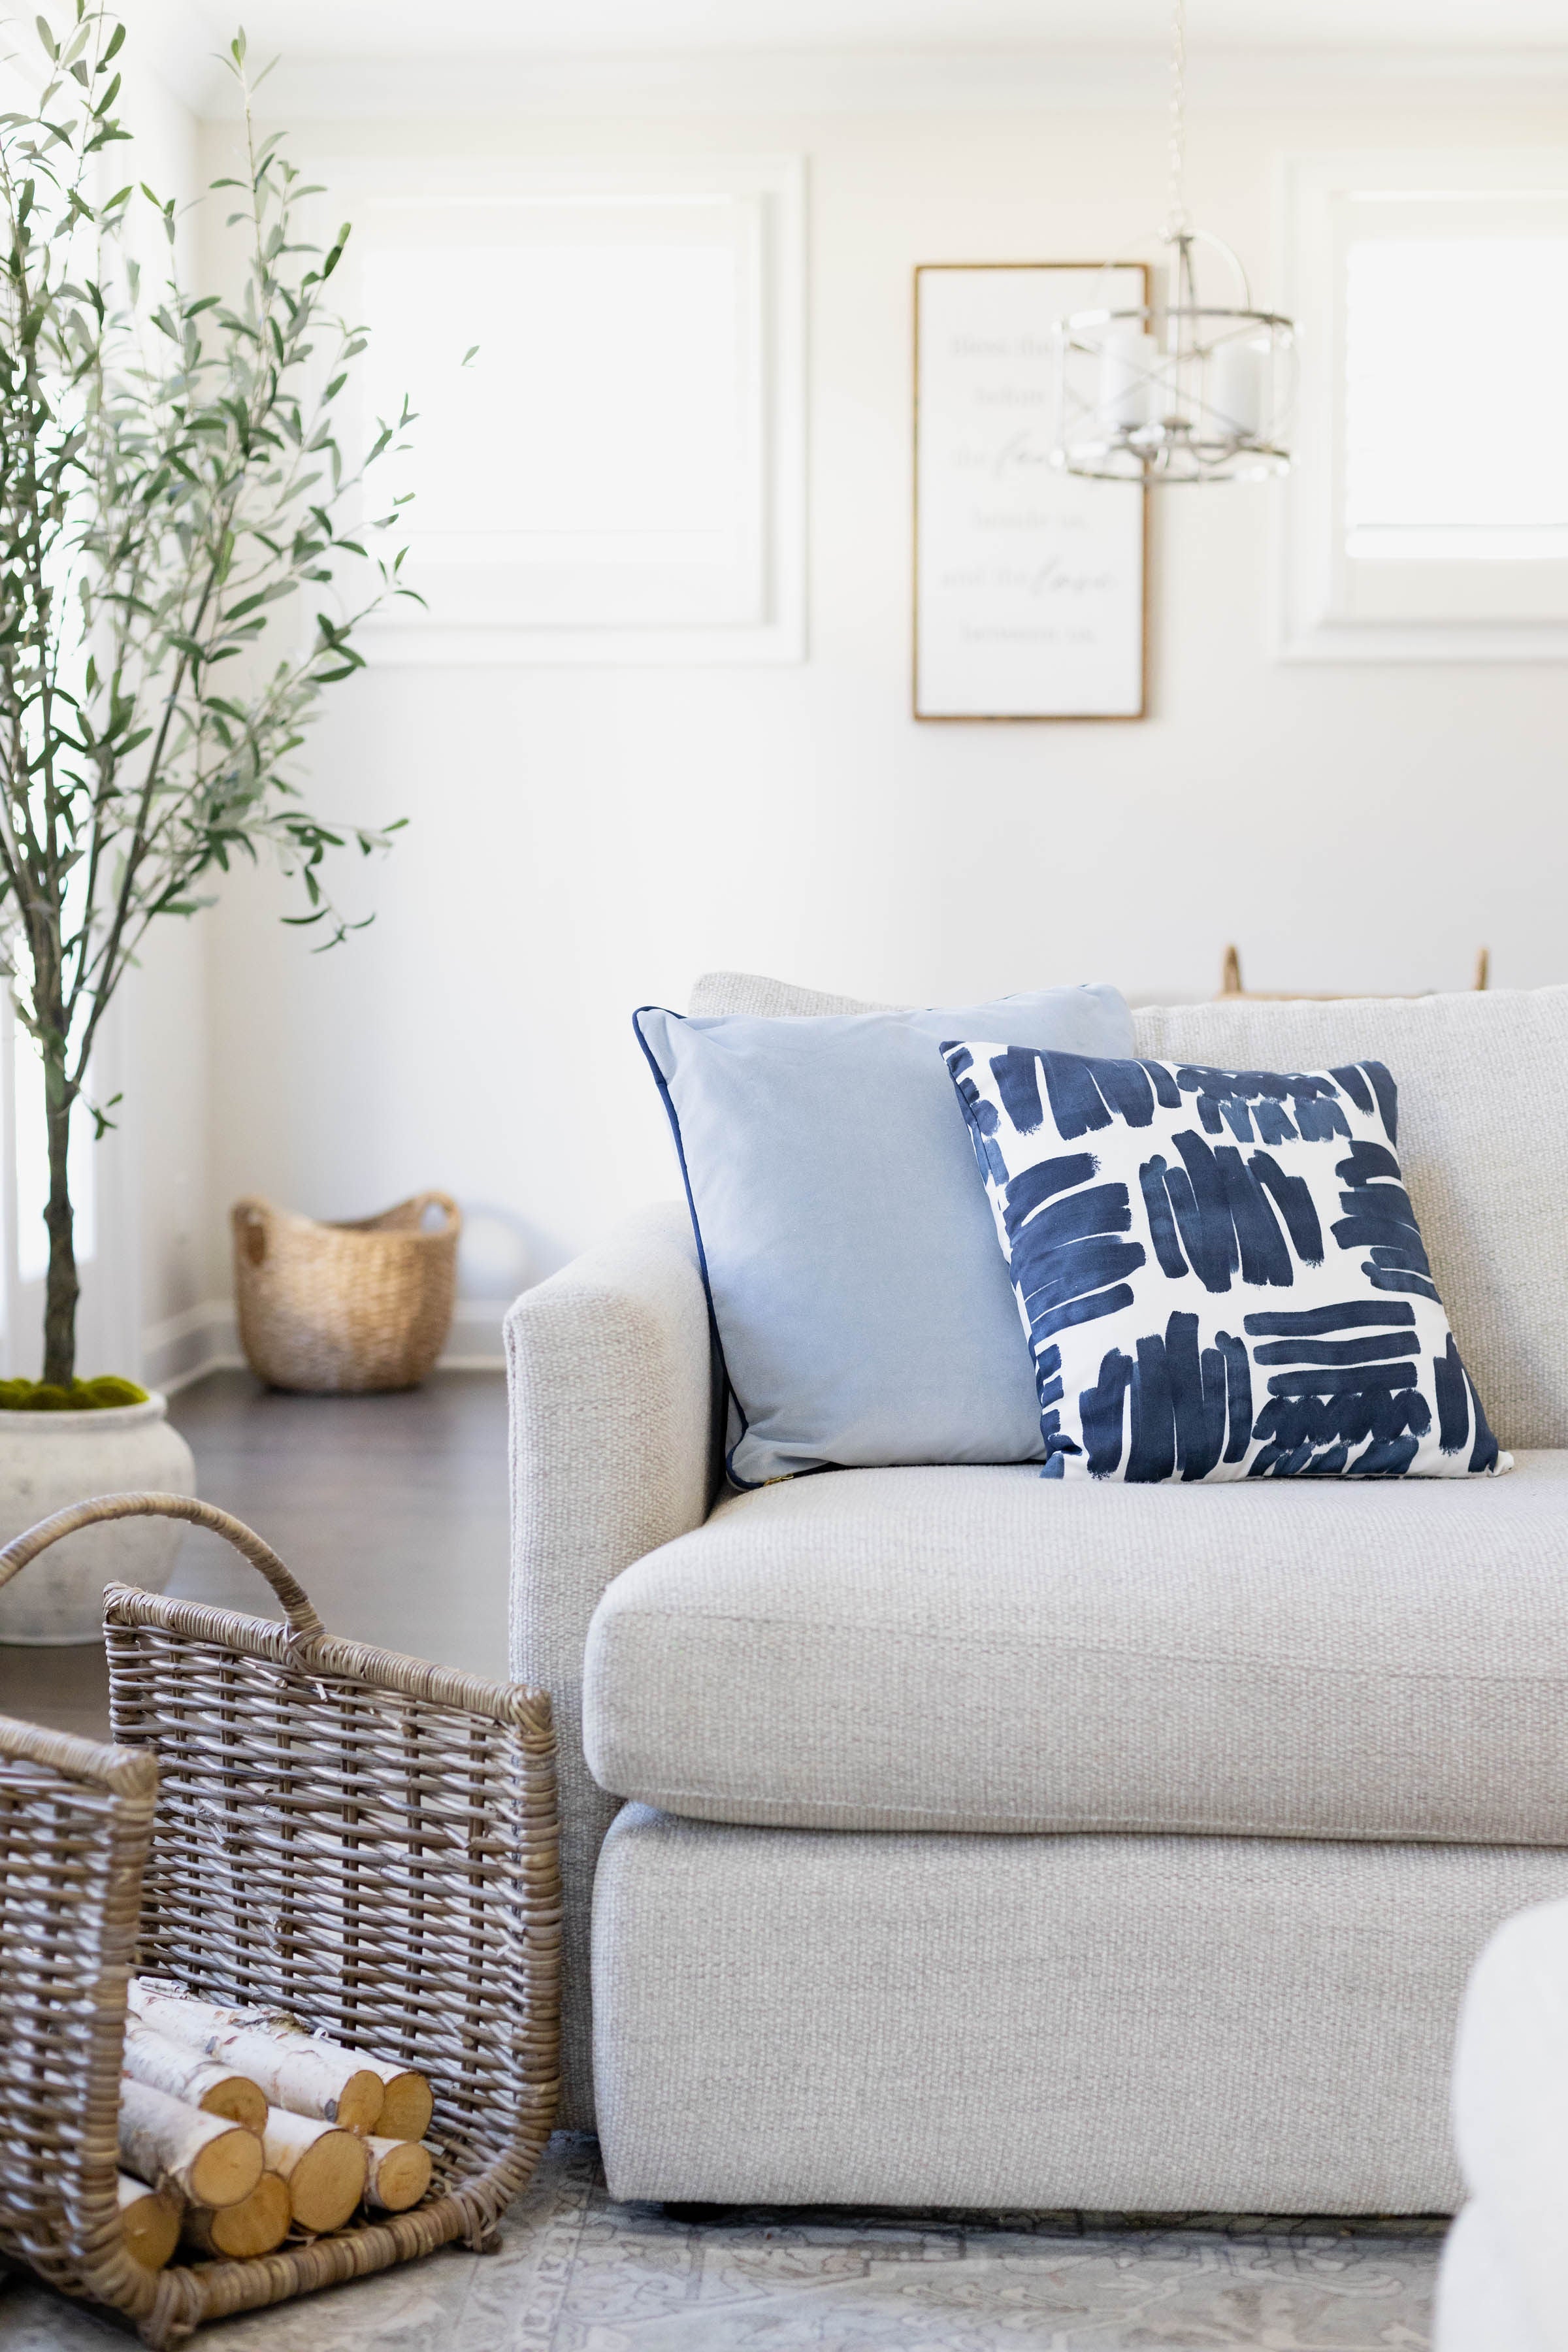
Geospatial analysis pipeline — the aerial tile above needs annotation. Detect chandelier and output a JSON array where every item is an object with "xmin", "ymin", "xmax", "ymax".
[{"xmin": 1051, "ymin": 0, "xmax": 1295, "ymax": 483}]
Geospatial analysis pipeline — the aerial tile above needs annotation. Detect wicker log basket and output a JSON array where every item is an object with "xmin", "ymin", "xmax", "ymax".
[
  {"xmin": 0, "ymin": 1493, "xmax": 560, "ymax": 2347},
  {"xmin": 233, "ymin": 1193, "xmax": 461, "ymax": 1392}
]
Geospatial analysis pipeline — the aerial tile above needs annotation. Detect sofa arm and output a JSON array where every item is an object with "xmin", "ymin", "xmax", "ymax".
[{"xmin": 506, "ymin": 1200, "xmax": 715, "ymax": 2127}]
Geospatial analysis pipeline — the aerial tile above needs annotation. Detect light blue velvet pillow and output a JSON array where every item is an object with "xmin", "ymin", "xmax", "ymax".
[{"xmin": 634, "ymin": 985, "xmax": 1135, "ymax": 1485}]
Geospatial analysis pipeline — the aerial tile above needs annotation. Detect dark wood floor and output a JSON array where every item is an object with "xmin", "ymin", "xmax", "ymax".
[{"xmin": 0, "ymin": 1369, "xmax": 510, "ymax": 1744}]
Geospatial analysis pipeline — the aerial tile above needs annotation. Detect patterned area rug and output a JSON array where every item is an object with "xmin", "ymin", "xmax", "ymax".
[{"xmin": 3, "ymin": 2134, "xmax": 1445, "ymax": 2350}]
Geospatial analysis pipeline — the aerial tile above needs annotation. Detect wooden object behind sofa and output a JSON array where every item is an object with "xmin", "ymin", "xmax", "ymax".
[{"xmin": 1217, "ymin": 945, "xmax": 1490, "ymax": 1002}]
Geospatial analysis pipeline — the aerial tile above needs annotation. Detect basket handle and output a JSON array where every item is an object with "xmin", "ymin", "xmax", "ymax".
[
  {"xmin": 408, "ymin": 1190, "xmax": 461, "ymax": 1235},
  {"xmin": 233, "ymin": 1198, "xmax": 272, "ymax": 1267},
  {"xmin": 0, "ymin": 1492, "xmax": 325, "ymax": 1637}
]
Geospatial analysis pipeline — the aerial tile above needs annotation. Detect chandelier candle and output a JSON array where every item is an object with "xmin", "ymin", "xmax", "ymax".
[
  {"xmin": 1210, "ymin": 337, "xmax": 1265, "ymax": 439},
  {"xmin": 1099, "ymin": 323, "xmax": 1156, "ymax": 431}
]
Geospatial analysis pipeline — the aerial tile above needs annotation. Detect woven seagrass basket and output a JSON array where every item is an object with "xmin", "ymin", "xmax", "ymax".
[
  {"xmin": 0, "ymin": 1492, "xmax": 559, "ymax": 2348},
  {"xmin": 232, "ymin": 1193, "xmax": 461, "ymax": 1393}
]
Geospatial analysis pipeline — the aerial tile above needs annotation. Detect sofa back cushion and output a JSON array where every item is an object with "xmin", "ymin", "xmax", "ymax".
[
  {"xmin": 689, "ymin": 971, "xmax": 892, "ymax": 1020},
  {"xmin": 1132, "ymin": 988, "xmax": 1568, "ymax": 1448}
]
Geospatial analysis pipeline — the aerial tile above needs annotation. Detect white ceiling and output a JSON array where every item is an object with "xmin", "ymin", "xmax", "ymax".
[
  {"xmin": 142, "ymin": 0, "xmax": 1568, "ymax": 65},
  {"xmin": 131, "ymin": 0, "xmax": 1568, "ymax": 118}
]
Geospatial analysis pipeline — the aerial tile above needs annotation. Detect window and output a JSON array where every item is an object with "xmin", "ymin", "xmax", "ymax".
[
  {"xmin": 1279, "ymin": 154, "xmax": 1568, "ymax": 660},
  {"xmin": 329, "ymin": 159, "xmax": 805, "ymax": 664},
  {"xmin": 0, "ymin": 990, "xmax": 125, "ymax": 1384},
  {"xmin": 12, "ymin": 1024, "xmax": 93, "ymax": 1286}
]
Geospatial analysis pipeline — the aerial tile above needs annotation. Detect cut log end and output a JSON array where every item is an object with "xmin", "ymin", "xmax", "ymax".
[
  {"xmin": 117, "ymin": 2174, "xmax": 182, "ymax": 2273},
  {"xmin": 118, "ymin": 2076, "xmax": 265, "ymax": 2213},
  {"xmin": 185, "ymin": 2172, "xmax": 291, "ymax": 2261},
  {"xmin": 263, "ymin": 2110, "xmax": 369, "ymax": 2234},
  {"xmin": 286, "ymin": 2129, "xmax": 368, "ymax": 2234},
  {"xmin": 364, "ymin": 2136, "xmax": 433, "ymax": 2213},
  {"xmin": 332, "ymin": 2070, "xmax": 385, "ymax": 2136},
  {"xmin": 374, "ymin": 2073, "xmax": 434, "ymax": 2143},
  {"xmin": 198, "ymin": 2076, "xmax": 268, "ymax": 2134},
  {"xmin": 122, "ymin": 2016, "xmax": 268, "ymax": 2138},
  {"xmin": 186, "ymin": 2125, "xmax": 265, "ymax": 2213}
]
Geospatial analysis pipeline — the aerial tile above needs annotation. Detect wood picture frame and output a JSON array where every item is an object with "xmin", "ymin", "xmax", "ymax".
[{"xmin": 913, "ymin": 261, "xmax": 1150, "ymax": 721}]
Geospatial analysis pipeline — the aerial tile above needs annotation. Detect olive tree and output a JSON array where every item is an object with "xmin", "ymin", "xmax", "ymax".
[{"xmin": 0, "ymin": 5, "xmax": 412, "ymax": 1382}]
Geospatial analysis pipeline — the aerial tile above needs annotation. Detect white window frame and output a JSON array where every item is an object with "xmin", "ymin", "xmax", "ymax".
[
  {"xmin": 1276, "ymin": 149, "xmax": 1568, "ymax": 663},
  {"xmin": 316, "ymin": 154, "xmax": 806, "ymax": 668}
]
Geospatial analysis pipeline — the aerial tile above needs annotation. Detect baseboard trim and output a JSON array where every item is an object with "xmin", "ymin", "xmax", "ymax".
[
  {"xmin": 141, "ymin": 1300, "xmax": 234, "ymax": 1394},
  {"xmin": 443, "ymin": 1300, "xmax": 508, "ymax": 1367},
  {"xmin": 143, "ymin": 1296, "xmax": 509, "ymax": 1394}
]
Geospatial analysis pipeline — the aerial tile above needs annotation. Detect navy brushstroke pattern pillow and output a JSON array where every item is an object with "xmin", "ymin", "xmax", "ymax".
[{"xmin": 942, "ymin": 1042, "xmax": 1511, "ymax": 1482}]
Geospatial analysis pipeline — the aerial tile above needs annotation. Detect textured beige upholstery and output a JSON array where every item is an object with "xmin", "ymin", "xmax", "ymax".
[
  {"xmin": 687, "ymin": 970, "xmax": 896, "ymax": 1019},
  {"xmin": 584, "ymin": 1451, "xmax": 1568, "ymax": 1844},
  {"xmin": 506, "ymin": 1204, "xmax": 712, "ymax": 2127},
  {"xmin": 593, "ymin": 1807, "xmax": 1568, "ymax": 2212}
]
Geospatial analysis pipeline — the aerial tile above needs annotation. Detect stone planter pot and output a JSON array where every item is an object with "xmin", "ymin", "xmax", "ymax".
[{"xmin": 0, "ymin": 1394, "xmax": 197, "ymax": 1644}]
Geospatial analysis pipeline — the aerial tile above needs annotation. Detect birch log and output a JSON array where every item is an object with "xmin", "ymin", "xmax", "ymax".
[
  {"xmin": 359, "ymin": 2057, "xmax": 433, "ymax": 2144},
  {"xmin": 118, "ymin": 2078, "xmax": 264, "ymax": 2210},
  {"xmin": 223, "ymin": 2016, "xmax": 427, "ymax": 2138},
  {"xmin": 116, "ymin": 2172, "xmax": 182, "ymax": 2272},
  {"xmin": 128, "ymin": 1982, "xmax": 383, "ymax": 2134},
  {"xmin": 183, "ymin": 2172, "xmax": 292, "ymax": 2260},
  {"xmin": 261, "ymin": 2109, "xmax": 368, "ymax": 2234},
  {"xmin": 362, "ymin": 2135, "xmax": 433, "ymax": 2213},
  {"xmin": 122, "ymin": 2018, "xmax": 267, "ymax": 2132}
]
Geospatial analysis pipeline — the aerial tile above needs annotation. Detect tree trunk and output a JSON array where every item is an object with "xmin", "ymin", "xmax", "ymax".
[{"xmin": 42, "ymin": 1062, "xmax": 76, "ymax": 1388}]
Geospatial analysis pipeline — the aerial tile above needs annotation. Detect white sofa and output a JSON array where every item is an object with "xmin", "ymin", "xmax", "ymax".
[
  {"xmin": 1436, "ymin": 1899, "xmax": 1568, "ymax": 2350},
  {"xmin": 508, "ymin": 972, "xmax": 1568, "ymax": 2211}
]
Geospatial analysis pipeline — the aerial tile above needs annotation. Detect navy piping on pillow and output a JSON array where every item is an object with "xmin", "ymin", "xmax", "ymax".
[{"xmin": 632, "ymin": 1007, "xmax": 765, "ymax": 1492}]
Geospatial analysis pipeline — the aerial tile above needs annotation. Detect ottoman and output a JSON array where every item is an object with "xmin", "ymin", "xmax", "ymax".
[{"xmin": 1437, "ymin": 1898, "xmax": 1568, "ymax": 2351}]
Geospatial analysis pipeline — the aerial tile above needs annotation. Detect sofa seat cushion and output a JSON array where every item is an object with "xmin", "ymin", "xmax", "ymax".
[{"xmin": 582, "ymin": 1453, "xmax": 1568, "ymax": 1843}]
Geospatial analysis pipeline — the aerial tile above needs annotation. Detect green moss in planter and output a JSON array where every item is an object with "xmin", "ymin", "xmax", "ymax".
[{"xmin": 0, "ymin": 1377, "xmax": 150, "ymax": 1412}]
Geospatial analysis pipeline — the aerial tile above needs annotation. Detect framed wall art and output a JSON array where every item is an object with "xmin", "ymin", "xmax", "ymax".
[{"xmin": 913, "ymin": 262, "xmax": 1149, "ymax": 721}]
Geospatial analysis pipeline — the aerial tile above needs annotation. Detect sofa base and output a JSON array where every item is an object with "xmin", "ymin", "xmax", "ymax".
[{"xmin": 593, "ymin": 1810, "xmax": 1568, "ymax": 2213}]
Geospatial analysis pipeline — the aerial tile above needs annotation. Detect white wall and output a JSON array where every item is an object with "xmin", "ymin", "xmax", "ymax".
[{"xmin": 185, "ymin": 59, "xmax": 1568, "ymax": 1345}]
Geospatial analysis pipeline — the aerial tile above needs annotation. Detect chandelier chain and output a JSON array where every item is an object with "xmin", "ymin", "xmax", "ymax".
[
  {"xmin": 1162, "ymin": 0, "xmax": 1192, "ymax": 242},
  {"xmin": 1048, "ymin": 0, "xmax": 1296, "ymax": 482}
]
